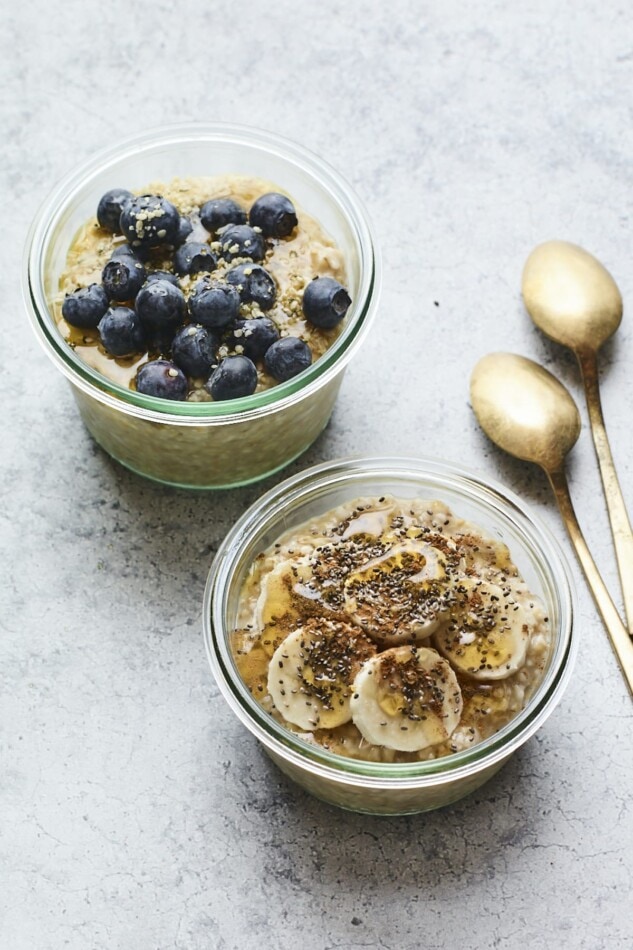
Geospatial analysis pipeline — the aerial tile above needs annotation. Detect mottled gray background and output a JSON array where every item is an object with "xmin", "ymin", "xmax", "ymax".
[{"xmin": 2, "ymin": 2, "xmax": 633, "ymax": 948}]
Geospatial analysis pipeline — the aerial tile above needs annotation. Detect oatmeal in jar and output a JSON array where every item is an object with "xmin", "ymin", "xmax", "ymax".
[
  {"xmin": 232, "ymin": 495, "xmax": 551, "ymax": 763},
  {"xmin": 55, "ymin": 176, "xmax": 350, "ymax": 402}
]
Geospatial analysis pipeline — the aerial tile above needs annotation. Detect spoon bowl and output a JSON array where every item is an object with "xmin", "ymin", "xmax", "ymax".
[
  {"xmin": 522, "ymin": 240, "xmax": 622, "ymax": 353},
  {"xmin": 470, "ymin": 352, "xmax": 580, "ymax": 472}
]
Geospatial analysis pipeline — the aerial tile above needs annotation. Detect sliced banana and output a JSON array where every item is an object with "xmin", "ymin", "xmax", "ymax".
[
  {"xmin": 343, "ymin": 540, "xmax": 452, "ymax": 645},
  {"xmin": 455, "ymin": 530, "xmax": 514, "ymax": 578},
  {"xmin": 433, "ymin": 579, "xmax": 531, "ymax": 680},
  {"xmin": 340, "ymin": 499, "xmax": 396, "ymax": 540},
  {"xmin": 350, "ymin": 645, "xmax": 463, "ymax": 752},
  {"xmin": 267, "ymin": 618, "xmax": 376, "ymax": 730},
  {"xmin": 256, "ymin": 557, "xmax": 332, "ymax": 656}
]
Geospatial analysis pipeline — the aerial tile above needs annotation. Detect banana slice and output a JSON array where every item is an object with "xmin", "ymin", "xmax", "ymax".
[
  {"xmin": 339, "ymin": 499, "xmax": 396, "ymax": 540},
  {"xmin": 256, "ymin": 558, "xmax": 332, "ymax": 656},
  {"xmin": 267, "ymin": 618, "xmax": 376, "ymax": 730},
  {"xmin": 350, "ymin": 645, "xmax": 463, "ymax": 752},
  {"xmin": 343, "ymin": 540, "xmax": 452, "ymax": 645},
  {"xmin": 433, "ymin": 579, "xmax": 531, "ymax": 680}
]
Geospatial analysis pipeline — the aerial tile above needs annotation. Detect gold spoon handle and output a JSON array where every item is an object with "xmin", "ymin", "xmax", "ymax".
[
  {"xmin": 548, "ymin": 467, "xmax": 633, "ymax": 697},
  {"xmin": 577, "ymin": 349, "xmax": 633, "ymax": 636}
]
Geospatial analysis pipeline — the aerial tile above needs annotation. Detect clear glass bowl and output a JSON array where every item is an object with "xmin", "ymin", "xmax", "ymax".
[
  {"xmin": 23, "ymin": 124, "xmax": 379, "ymax": 489},
  {"xmin": 204, "ymin": 456, "xmax": 576, "ymax": 815}
]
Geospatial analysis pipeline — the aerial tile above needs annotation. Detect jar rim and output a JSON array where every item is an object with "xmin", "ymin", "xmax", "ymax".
[
  {"xmin": 23, "ymin": 122, "xmax": 379, "ymax": 425},
  {"xmin": 203, "ymin": 455, "xmax": 577, "ymax": 787}
]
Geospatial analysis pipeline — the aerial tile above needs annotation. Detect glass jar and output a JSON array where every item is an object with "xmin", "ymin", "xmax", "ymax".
[
  {"xmin": 24, "ymin": 124, "xmax": 379, "ymax": 488},
  {"xmin": 204, "ymin": 457, "xmax": 576, "ymax": 815}
]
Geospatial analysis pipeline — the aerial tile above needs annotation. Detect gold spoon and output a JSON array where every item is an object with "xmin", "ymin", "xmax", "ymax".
[
  {"xmin": 522, "ymin": 240, "xmax": 633, "ymax": 634},
  {"xmin": 470, "ymin": 352, "xmax": 633, "ymax": 697}
]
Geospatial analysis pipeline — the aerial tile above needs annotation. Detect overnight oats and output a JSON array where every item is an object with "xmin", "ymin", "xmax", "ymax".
[
  {"xmin": 231, "ymin": 495, "xmax": 552, "ymax": 763},
  {"xmin": 54, "ymin": 176, "xmax": 351, "ymax": 402},
  {"xmin": 25, "ymin": 127, "xmax": 378, "ymax": 488},
  {"xmin": 24, "ymin": 123, "xmax": 380, "ymax": 489}
]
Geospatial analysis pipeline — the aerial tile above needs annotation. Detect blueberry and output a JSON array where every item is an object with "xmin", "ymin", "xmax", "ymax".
[
  {"xmin": 136, "ymin": 360, "xmax": 188, "ymax": 400},
  {"xmin": 264, "ymin": 337, "xmax": 312, "ymax": 381},
  {"xmin": 61, "ymin": 284, "xmax": 109, "ymax": 329},
  {"xmin": 218, "ymin": 224, "xmax": 264, "ymax": 262},
  {"xmin": 229, "ymin": 317, "xmax": 280, "ymax": 361},
  {"xmin": 145, "ymin": 270, "xmax": 181, "ymax": 287},
  {"xmin": 249, "ymin": 192, "xmax": 298, "ymax": 239},
  {"xmin": 302, "ymin": 277, "xmax": 351, "ymax": 329},
  {"xmin": 188, "ymin": 277, "xmax": 240, "ymax": 329},
  {"xmin": 110, "ymin": 242, "xmax": 150, "ymax": 264},
  {"xmin": 97, "ymin": 188, "xmax": 133, "ymax": 233},
  {"xmin": 175, "ymin": 215, "xmax": 194, "ymax": 246},
  {"xmin": 207, "ymin": 355, "xmax": 258, "ymax": 401},
  {"xmin": 200, "ymin": 198, "xmax": 246, "ymax": 233},
  {"xmin": 120, "ymin": 194, "xmax": 180, "ymax": 248},
  {"xmin": 171, "ymin": 324, "xmax": 218, "ymax": 378},
  {"xmin": 226, "ymin": 264, "xmax": 276, "ymax": 311},
  {"xmin": 173, "ymin": 241, "xmax": 216, "ymax": 277},
  {"xmin": 101, "ymin": 257, "xmax": 146, "ymax": 302},
  {"xmin": 135, "ymin": 279, "xmax": 187, "ymax": 340},
  {"xmin": 98, "ymin": 306, "xmax": 145, "ymax": 357}
]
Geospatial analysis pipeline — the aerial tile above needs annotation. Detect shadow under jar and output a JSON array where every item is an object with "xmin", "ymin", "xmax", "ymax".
[
  {"xmin": 204, "ymin": 457, "xmax": 576, "ymax": 815},
  {"xmin": 24, "ymin": 124, "xmax": 379, "ymax": 489}
]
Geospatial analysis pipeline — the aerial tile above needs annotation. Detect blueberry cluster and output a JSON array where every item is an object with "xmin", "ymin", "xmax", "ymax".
[{"xmin": 62, "ymin": 188, "xmax": 352, "ymax": 402}]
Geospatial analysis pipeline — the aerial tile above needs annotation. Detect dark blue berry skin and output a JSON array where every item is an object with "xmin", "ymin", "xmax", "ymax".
[
  {"xmin": 175, "ymin": 215, "xmax": 194, "ymax": 246},
  {"xmin": 200, "ymin": 198, "xmax": 246, "ymax": 233},
  {"xmin": 173, "ymin": 241, "xmax": 216, "ymax": 276},
  {"xmin": 264, "ymin": 336, "xmax": 312, "ymax": 381},
  {"xmin": 188, "ymin": 278, "xmax": 240, "ymax": 329},
  {"xmin": 61, "ymin": 284, "xmax": 109, "ymax": 329},
  {"xmin": 110, "ymin": 242, "xmax": 150, "ymax": 264},
  {"xmin": 229, "ymin": 317, "xmax": 280, "ymax": 361},
  {"xmin": 171, "ymin": 324, "xmax": 218, "ymax": 377},
  {"xmin": 101, "ymin": 257, "xmax": 146, "ymax": 302},
  {"xmin": 136, "ymin": 360, "xmax": 188, "ymax": 400},
  {"xmin": 249, "ymin": 192, "xmax": 298, "ymax": 238},
  {"xmin": 98, "ymin": 306, "xmax": 145, "ymax": 357},
  {"xmin": 302, "ymin": 276, "xmax": 351, "ymax": 329},
  {"xmin": 206, "ymin": 355, "xmax": 258, "ymax": 400},
  {"xmin": 226, "ymin": 264, "xmax": 276, "ymax": 311},
  {"xmin": 135, "ymin": 279, "xmax": 187, "ymax": 341},
  {"xmin": 120, "ymin": 194, "xmax": 180, "ymax": 248},
  {"xmin": 97, "ymin": 188, "xmax": 133, "ymax": 233},
  {"xmin": 218, "ymin": 224, "xmax": 264, "ymax": 262},
  {"xmin": 145, "ymin": 270, "xmax": 181, "ymax": 287}
]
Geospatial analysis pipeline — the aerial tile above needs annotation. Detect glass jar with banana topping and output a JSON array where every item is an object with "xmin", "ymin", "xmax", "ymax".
[{"xmin": 204, "ymin": 457, "xmax": 576, "ymax": 815}]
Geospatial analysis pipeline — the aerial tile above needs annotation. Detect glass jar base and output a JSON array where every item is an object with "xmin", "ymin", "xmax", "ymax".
[
  {"xmin": 267, "ymin": 747, "xmax": 510, "ymax": 816},
  {"xmin": 72, "ymin": 374, "xmax": 342, "ymax": 489}
]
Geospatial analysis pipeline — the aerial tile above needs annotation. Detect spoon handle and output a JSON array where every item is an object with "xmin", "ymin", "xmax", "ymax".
[
  {"xmin": 577, "ymin": 349, "xmax": 633, "ymax": 636},
  {"xmin": 548, "ymin": 467, "xmax": 633, "ymax": 697}
]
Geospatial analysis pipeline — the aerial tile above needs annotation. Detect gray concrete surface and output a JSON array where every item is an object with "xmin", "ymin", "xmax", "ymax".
[{"xmin": 2, "ymin": 2, "xmax": 632, "ymax": 948}]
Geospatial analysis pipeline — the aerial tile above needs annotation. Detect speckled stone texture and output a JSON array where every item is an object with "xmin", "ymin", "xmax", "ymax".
[{"xmin": 2, "ymin": 2, "xmax": 633, "ymax": 948}]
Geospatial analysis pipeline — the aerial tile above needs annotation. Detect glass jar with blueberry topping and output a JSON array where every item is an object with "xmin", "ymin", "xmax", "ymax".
[{"xmin": 24, "ymin": 124, "xmax": 379, "ymax": 488}]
